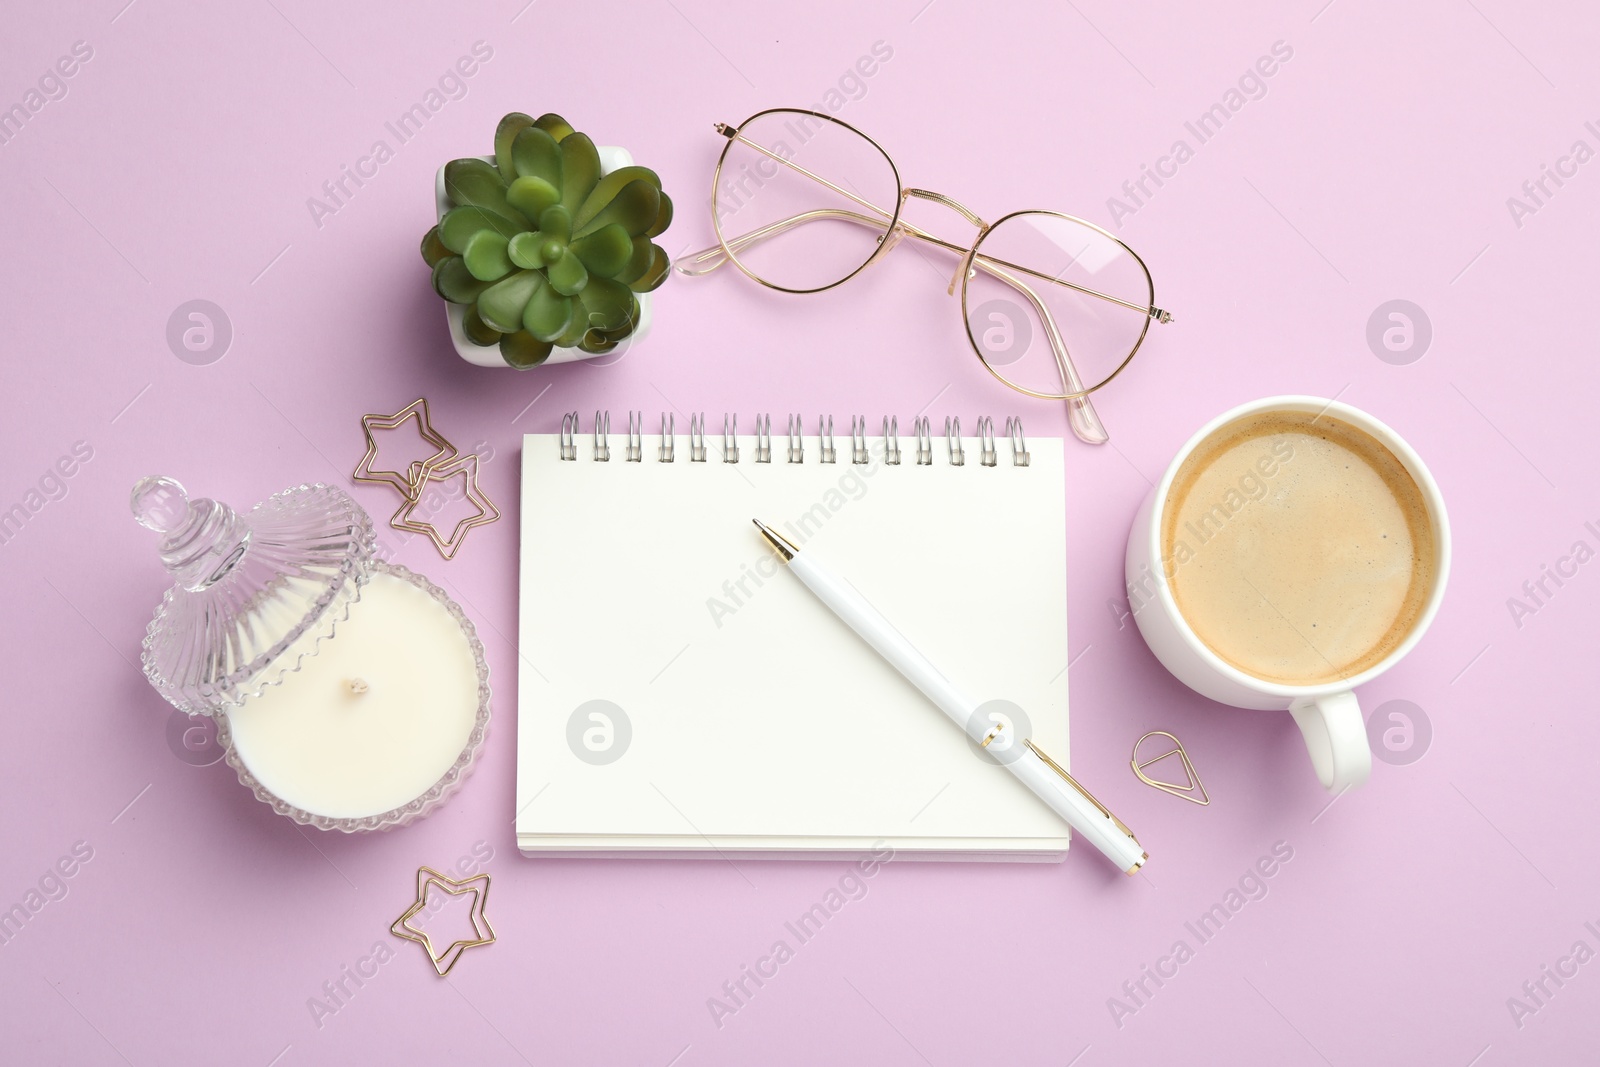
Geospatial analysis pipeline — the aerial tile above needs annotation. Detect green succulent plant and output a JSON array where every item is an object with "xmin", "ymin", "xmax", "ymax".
[{"xmin": 421, "ymin": 111, "xmax": 673, "ymax": 368}]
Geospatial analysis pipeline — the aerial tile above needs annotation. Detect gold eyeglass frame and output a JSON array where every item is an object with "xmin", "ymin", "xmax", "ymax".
[{"xmin": 676, "ymin": 107, "xmax": 1174, "ymax": 443}]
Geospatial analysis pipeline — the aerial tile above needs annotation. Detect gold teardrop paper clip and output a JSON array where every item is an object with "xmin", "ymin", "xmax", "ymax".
[{"xmin": 1131, "ymin": 731, "xmax": 1210, "ymax": 806}]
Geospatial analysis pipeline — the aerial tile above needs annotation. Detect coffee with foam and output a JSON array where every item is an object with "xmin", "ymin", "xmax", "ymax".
[{"xmin": 1160, "ymin": 409, "xmax": 1437, "ymax": 686}]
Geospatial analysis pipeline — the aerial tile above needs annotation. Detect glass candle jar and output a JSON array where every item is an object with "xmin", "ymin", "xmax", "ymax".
[{"xmin": 132, "ymin": 476, "xmax": 490, "ymax": 831}]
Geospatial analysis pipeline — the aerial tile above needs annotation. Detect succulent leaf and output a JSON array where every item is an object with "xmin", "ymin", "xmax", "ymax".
[
  {"xmin": 421, "ymin": 225, "xmax": 451, "ymax": 267},
  {"xmin": 573, "ymin": 166, "xmax": 661, "ymax": 231},
  {"xmin": 440, "ymin": 205, "xmax": 525, "ymax": 252},
  {"xmin": 645, "ymin": 191, "xmax": 673, "ymax": 239},
  {"xmin": 444, "ymin": 156, "xmax": 499, "ymax": 190},
  {"xmin": 477, "ymin": 269, "xmax": 544, "ymax": 333},
  {"xmin": 577, "ymin": 331, "xmax": 620, "ymax": 355},
  {"xmin": 523, "ymin": 276, "xmax": 578, "ymax": 342},
  {"xmin": 444, "ymin": 158, "xmax": 525, "ymax": 224},
  {"xmin": 506, "ymin": 175, "xmax": 560, "ymax": 220},
  {"xmin": 558, "ymin": 133, "xmax": 601, "ymax": 215},
  {"xmin": 571, "ymin": 223, "xmax": 632, "ymax": 277},
  {"xmin": 462, "ymin": 304, "xmax": 502, "ymax": 346},
  {"xmin": 433, "ymin": 256, "xmax": 492, "ymax": 303},
  {"xmin": 573, "ymin": 179, "xmax": 659, "ymax": 240},
  {"xmin": 553, "ymin": 308, "xmax": 591, "ymax": 348},
  {"xmin": 628, "ymin": 244, "xmax": 670, "ymax": 292},
  {"xmin": 511, "ymin": 127, "xmax": 563, "ymax": 186},
  {"xmin": 495, "ymin": 112, "xmax": 537, "ymax": 183},
  {"xmin": 596, "ymin": 298, "xmax": 641, "ymax": 341},
  {"xmin": 538, "ymin": 204, "xmax": 572, "ymax": 242},
  {"xmin": 500, "ymin": 330, "xmax": 553, "ymax": 368},
  {"xmin": 463, "ymin": 229, "xmax": 514, "ymax": 282},
  {"xmin": 546, "ymin": 248, "xmax": 589, "ymax": 295},
  {"xmin": 575, "ymin": 276, "xmax": 633, "ymax": 331},
  {"xmin": 532, "ymin": 113, "xmax": 575, "ymax": 142},
  {"xmin": 507, "ymin": 231, "xmax": 548, "ymax": 270},
  {"xmin": 617, "ymin": 236, "xmax": 654, "ymax": 285}
]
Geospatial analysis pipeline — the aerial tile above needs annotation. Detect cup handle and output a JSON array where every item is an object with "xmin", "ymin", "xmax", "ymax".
[{"xmin": 1288, "ymin": 692, "xmax": 1372, "ymax": 792}]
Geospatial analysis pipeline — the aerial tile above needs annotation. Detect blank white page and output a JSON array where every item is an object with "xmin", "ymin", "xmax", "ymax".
[{"xmin": 515, "ymin": 424, "xmax": 1071, "ymax": 857}]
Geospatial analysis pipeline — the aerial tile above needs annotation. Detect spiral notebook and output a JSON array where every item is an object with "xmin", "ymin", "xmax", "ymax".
[{"xmin": 515, "ymin": 413, "xmax": 1072, "ymax": 860}]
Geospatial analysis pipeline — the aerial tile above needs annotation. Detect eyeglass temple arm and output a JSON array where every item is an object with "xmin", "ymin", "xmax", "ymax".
[
  {"xmin": 673, "ymin": 208, "xmax": 1109, "ymax": 443},
  {"xmin": 673, "ymin": 207, "xmax": 975, "ymax": 278},
  {"xmin": 980, "ymin": 261, "xmax": 1109, "ymax": 445},
  {"xmin": 678, "ymin": 213, "xmax": 1169, "ymax": 325},
  {"xmin": 673, "ymin": 208, "xmax": 1049, "ymax": 289},
  {"xmin": 675, "ymin": 206, "xmax": 1110, "ymax": 399},
  {"xmin": 674, "ymin": 208, "xmax": 891, "ymax": 276}
]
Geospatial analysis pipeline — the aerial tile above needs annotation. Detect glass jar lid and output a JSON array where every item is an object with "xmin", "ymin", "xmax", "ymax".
[{"xmin": 132, "ymin": 476, "xmax": 375, "ymax": 716}]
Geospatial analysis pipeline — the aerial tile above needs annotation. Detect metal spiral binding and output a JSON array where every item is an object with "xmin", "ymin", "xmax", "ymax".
[
  {"xmin": 659, "ymin": 412, "xmax": 675, "ymax": 462},
  {"xmin": 945, "ymin": 416, "xmax": 965, "ymax": 466},
  {"xmin": 787, "ymin": 414, "xmax": 804, "ymax": 463},
  {"xmin": 851, "ymin": 416, "xmax": 870, "ymax": 465},
  {"xmin": 977, "ymin": 416, "xmax": 997, "ymax": 467},
  {"xmin": 1006, "ymin": 416, "xmax": 1030, "ymax": 467},
  {"xmin": 689, "ymin": 413, "xmax": 707, "ymax": 462},
  {"xmin": 754, "ymin": 414, "xmax": 772, "ymax": 463},
  {"xmin": 626, "ymin": 411, "xmax": 643, "ymax": 462},
  {"xmin": 560, "ymin": 411, "xmax": 578, "ymax": 461},
  {"xmin": 554, "ymin": 412, "xmax": 1030, "ymax": 467}
]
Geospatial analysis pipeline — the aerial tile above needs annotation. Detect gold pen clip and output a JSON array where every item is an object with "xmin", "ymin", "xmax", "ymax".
[{"xmin": 1023, "ymin": 738, "xmax": 1138, "ymax": 841}]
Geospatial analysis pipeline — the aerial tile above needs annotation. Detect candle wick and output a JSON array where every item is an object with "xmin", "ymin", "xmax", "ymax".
[{"xmin": 348, "ymin": 678, "xmax": 370, "ymax": 695}]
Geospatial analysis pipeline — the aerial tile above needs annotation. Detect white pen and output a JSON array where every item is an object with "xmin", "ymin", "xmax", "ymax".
[{"xmin": 754, "ymin": 519, "xmax": 1147, "ymax": 874}]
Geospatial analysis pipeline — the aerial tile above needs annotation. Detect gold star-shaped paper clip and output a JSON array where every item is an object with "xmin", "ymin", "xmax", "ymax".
[
  {"xmin": 351, "ymin": 397, "xmax": 501, "ymax": 561},
  {"xmin": 390, "ymin": 452, "xmax": 501, "ymax": 561},
  {"xmin": 353, "ymin": 398, "xmax": 456, "ymax": 501},
  {"xmin": 390, "ymin": 865, "xmax": 496, "ymax": 977}
]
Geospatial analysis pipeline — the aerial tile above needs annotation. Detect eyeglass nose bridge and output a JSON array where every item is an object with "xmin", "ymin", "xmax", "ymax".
[
  {"xmin": 903, "ymin": 187, "xmax": 985, "ymax": 227},
  {"xmin": 899, "ymin": 188, "xmax": 992, "ymax": 296}
]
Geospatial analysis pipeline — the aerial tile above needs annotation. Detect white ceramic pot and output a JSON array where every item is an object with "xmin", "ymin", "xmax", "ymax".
[{"xmin": 434, "ymin": 148, "xmax": 654, "ymax": 368}]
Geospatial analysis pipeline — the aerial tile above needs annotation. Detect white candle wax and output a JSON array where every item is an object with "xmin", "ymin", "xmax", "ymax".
[{"xmin": 225, "ymin": 570, "xmax": 481, "ymax": 820}]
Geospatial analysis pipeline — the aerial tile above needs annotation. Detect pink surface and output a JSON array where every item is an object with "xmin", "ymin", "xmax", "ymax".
[{"xmin": 2, "ymin": 0, "xmax": 1596, "ymax": 1063}]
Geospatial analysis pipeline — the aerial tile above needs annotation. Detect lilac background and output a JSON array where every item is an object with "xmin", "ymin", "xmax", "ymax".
[{"xmin": 3, "ymin": 0, "xmax": 1597, "ymax": 1063}]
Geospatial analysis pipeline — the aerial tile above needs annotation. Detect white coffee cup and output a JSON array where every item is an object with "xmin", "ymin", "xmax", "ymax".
[{"xmin": 1124, "ymin": 396, "xmax": 1451, "ymax": 792}]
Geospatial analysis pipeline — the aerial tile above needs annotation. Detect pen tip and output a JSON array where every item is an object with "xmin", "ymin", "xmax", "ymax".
[{"xmin": 752, "ymin": 518, "xmax": 797, "ymax": 562}]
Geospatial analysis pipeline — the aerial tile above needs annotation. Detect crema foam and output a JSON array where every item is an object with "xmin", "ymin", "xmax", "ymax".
[{"xmin": 1161, "ymin": 410, "xmax": 1436, "ymax": 685}]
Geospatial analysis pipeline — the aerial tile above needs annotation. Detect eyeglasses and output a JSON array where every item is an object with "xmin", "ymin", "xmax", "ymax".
[{"xmin": 674, "ymin": 108, "xmax": 1174, "ymax": 445}]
